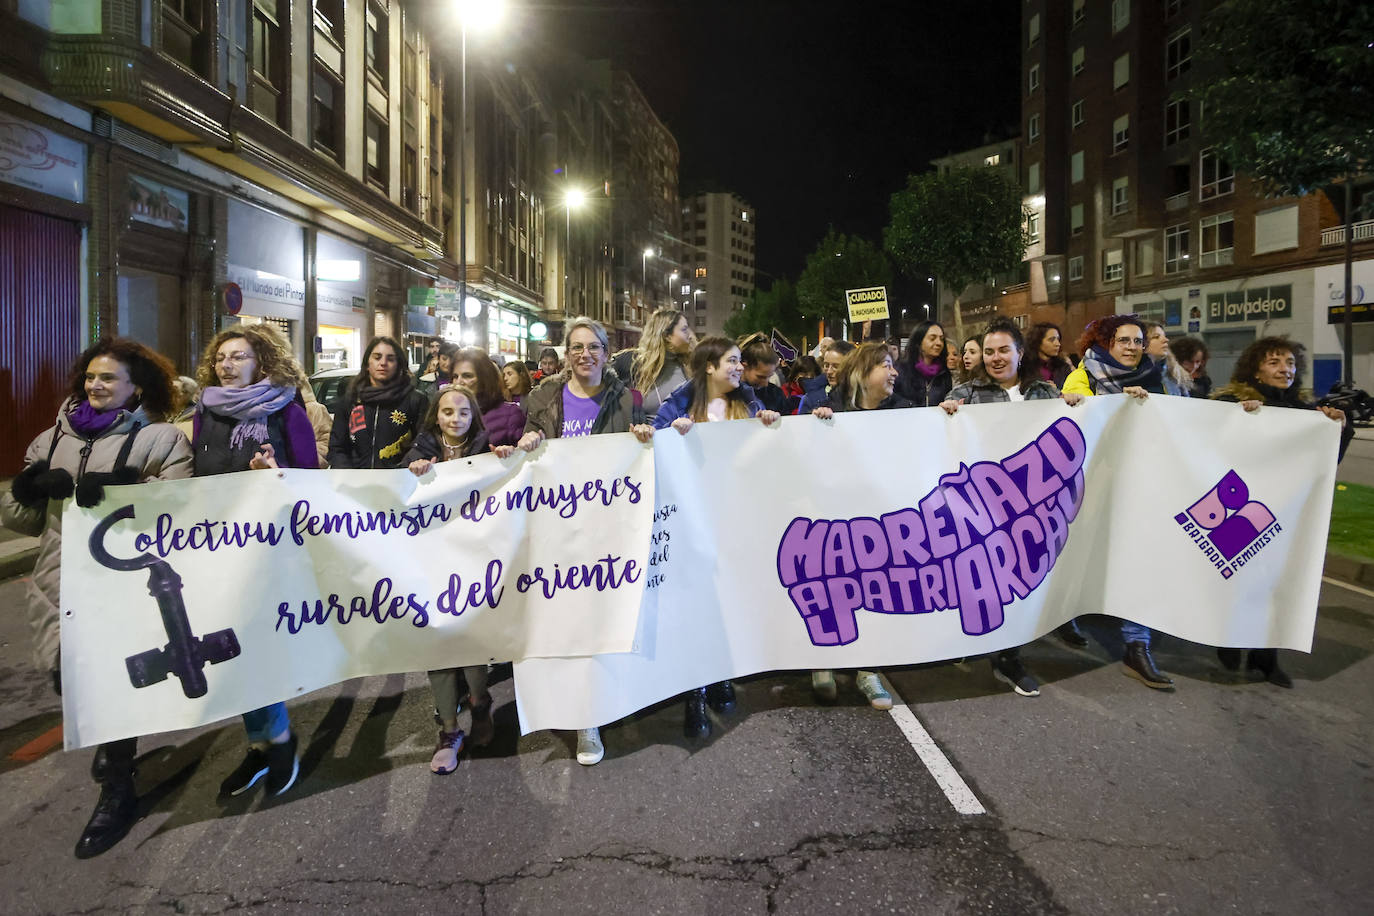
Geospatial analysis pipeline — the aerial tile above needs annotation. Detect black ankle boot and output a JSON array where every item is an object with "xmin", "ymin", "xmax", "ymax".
[
  {"xmin": 1217, "ymin": 647, "xmax": 1243, "ymax": 672},
  {"xmin": 684, "ymin": 688, "xmax": 711, "ymax": 738},
  {"xmin": 1122, "ymin": 641, "xmax": 1174, "ymax": 689},
  {"xmin": 75, "ymin": 764, "xmax": 138, "ymax": 859},
  {"xmin": 1057, "ymin": 618, "xmax": 1089, "ymax": 649},
  {"xmin": 705, "ymin": 681, "xmax": 736, "ymax": 714},
  {"xmin": 1247, "ymin": 648, "xmax": 1292, "ymax": 688}
]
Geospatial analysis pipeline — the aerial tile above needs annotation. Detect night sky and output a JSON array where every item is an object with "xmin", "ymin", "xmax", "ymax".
[{"xmin": 523, "ymin": 0, "xmax": 1022, "ymax": 286}]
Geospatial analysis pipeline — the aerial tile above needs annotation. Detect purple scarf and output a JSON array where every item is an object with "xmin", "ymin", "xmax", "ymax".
[
  {"xmin": 200, "ymin": 381, "xmax": 298, "ymax": 451},
  {"xmin": 911, "ymin": 359, "xmax": 941, "ymax": 379},
  {"xmin": 68, "ymin": 400, "xmax": 125, "ymax": 437}
]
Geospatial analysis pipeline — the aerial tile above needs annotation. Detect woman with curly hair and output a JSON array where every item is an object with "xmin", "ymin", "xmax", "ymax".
[
  {"xmin": 1210, "ymin": 336, "xmax": 1352, "ymax": 687},
  {"xmin": 2, "ymin": 337, "xmax": 192, "ymax": 858},
  {"xmin": 191, "ymin": 323, "xmax": 318, "ymax": 801},
  {"xmin": 1023, "ymin": 322, "xmax": 1074, "ymax": 388},
  {"xmin": 328, "ymin": 335, "xmax": 428, "ymax": 468},
  {"xmin": 449, "ymin": 347, "xmax": 526, "ymax": 447},
  {"xmin": 610, "ymin": 307, "xmax": 696, "ymax": 417}
]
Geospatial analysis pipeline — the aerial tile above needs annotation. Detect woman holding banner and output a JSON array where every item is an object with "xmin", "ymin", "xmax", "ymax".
[
  {"xmin": 517, "ymin": 317, "xmax": 655, "ymax": 765},
  {"xmin": 656, "ymin": 336, "xmax": 782, "ymax": 737},
  {"xmin": 611, "ymin": 307, "xmax": 696, "ymax": 418},
  {"xmin": 938, "ymin": 319, "xmax": 1085, "ymax": 697},
  {"xmin": 896, "ymin": 320, "xmax": 953, "ymax": 407},
  {"xmin": 327, "ymin": 336, "xmax": 428, "ymax": 469},
  {"xmin": 809, "ymin": 342, "xmax": 914, "ymax": 708},
  {"xmin": 1061, "ymin": 316, "xmax": 1177, "ymax": 689},
  {"xmin": 193, "ymin": 323, "xmax": 319, "ymax": 800},
  {"xmin": 1211, "ymin": 336, "xmax": 1351, "ymax": 688},
  {"xmin": 3, "ymin": 337, "xmax": 192, "ymax": 858}
]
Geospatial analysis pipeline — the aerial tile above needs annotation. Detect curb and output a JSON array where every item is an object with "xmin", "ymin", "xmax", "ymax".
[
  {"xmin": 1323, "ymin": 553, "xmax": 1374, "ymax": 590},
  {"xmin": 0, "ymin": 543, "xmax": 39, "ymax": 582}
]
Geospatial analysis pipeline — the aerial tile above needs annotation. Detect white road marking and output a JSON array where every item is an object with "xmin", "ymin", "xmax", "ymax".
[
  {"xmin": 879, "ymin": 673, "xmax": 986, "ymax": 816},
  {"xmin": 1322, "ymin": 576, "xmax": 1374, "ymax": 600}
]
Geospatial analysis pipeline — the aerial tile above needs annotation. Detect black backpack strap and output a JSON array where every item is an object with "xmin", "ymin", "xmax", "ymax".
[
  {"xmin": 113, "ymin": 421, "xmax": 143, "ymax": 472},
  {"xmin": 44, "ymin": 425, "xmax": 64, "ymax": 464}
]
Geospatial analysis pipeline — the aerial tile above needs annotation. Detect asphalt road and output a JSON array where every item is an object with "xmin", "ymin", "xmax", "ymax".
[{"xmin": 1, "ymin": 574, "xmax": 1371, "ymax": 915}]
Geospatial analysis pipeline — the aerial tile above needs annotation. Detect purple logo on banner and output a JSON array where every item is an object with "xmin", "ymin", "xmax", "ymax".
[
  {"xmin": 776, "ymin": 418, "xmax": 1087, "ymax": 646},
  {"xmin": 1174, "ymin": 471, "xmax": 1281, "ymax": 579}
]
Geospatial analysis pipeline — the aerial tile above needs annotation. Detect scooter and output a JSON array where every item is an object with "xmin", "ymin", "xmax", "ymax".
[{"xmin": 1319, "ymin": 382, "xmax": 1374, "ymax": 427}]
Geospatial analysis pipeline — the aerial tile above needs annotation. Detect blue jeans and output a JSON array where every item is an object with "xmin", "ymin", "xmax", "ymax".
[
  {"xmin": 241, "ymin": 702, "xmax": 290, "ymax": 744},
  {"xmin": 1121, "ymin": 621, "xmax": 1152, "ymax": 646}
]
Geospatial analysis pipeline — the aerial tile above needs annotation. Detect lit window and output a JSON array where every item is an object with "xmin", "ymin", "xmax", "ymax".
[
  {"xmin": 1028, "ymin": 114, "xmax": 1040, "ymax": 143},
  {"xmin": 695, "ymin": 267, "xmax": 707, "ymax": 278},
  {"xmin": 1111, "ymin": 0, "xmax": 1130, "ymax": 34},
  {"xmin": 1113, "ymin": 115, "xmax": 1130, "ymax": 153},
  {"xmin": 1068, "ymin": 256, "xmax": 1084, "ymax": 281},
  {"xmin": 1028, "ymin": 162, "xmax": 1041, "ymax": 193},
  {"xmin": 1113, "ymin": 53, "xmax": 1130, "ymax": 90},
  {"xmin": 1112, "ymin": 177, "xmax": 1129, "ymax": 215},
  {"xmin": 1199, "ymin": 212, "xmax": 1235, "ymax": 267},
  {"xmin": 1071, "ymin": 151, "xmax": 1084, "ymax": 183},
  {"xmin": 1029, "ymin": 13, "xmax": 1040, "ymax": 46},
  {"xmin": 1071, "ymin": 203, "xmax": 1084, "ymax": 235},
  {"xmin": 1072, "ymin": 46, "xmax": 1085, "ymax": 76},
  {"xmin": 1071, "ymin": 99, "xmax": 1084, "ymax": 128},
  {"xmin": 1027, "ymin": 213, "xmax": 1040, "ymax": 243},
  {"xmin": 1103, "ymin": 249, "xmax": 1123, "ymax": 282},
  {"xmin": 1165, "ymin": 224, "xmax": 1190, "ymax": 273},
  {"xmin": 985, "ymin": 153, "xmax": 1001, "ymax": 166},
  {"xmin": 1200, "ymin": 149, "xmax": 1234, "ymax": 199},
  {"xmin": 1072, "ymin": 0, "xmax": 1085, "ymax": 27}
]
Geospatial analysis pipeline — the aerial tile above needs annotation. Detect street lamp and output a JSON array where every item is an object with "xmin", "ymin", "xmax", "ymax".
[
  {"xmin": 564, "ymin": 188, "xmax": 587, "ymax": 313},
  {"xmin": 452, "ymin": 0, "xmax": 505, "ymax": 337},
  {"xmin": 642, "ymin": 247, "xmax": 655, "ymax": 311}
]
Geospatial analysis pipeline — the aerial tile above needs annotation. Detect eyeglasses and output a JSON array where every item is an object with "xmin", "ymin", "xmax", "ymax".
[
  {"xmin": 214, "ymin": 352, "xmax": 254, "ymax": 364},
  {"xmin": 1113, "ymin": 336, "xmax": 1144, "ymax": 348},
  {"xmin": 567, "ymin": 343, "xmax": 604, "ymax": 356}
]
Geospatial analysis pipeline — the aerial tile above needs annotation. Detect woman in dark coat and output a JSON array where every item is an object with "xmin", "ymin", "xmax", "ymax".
[
  {"xmin": 1023, "ymin": 322, "xmax": 1074, "ymax": 389},
  {"xmin": 1211, "ymin": 336, "xmax": 1351, "ymax": 687},
  {"xmin": 327, "ymin": 336, "xmax": 429, "ymax": 468},
  {"xmin": 896, "ymin": 320, "xmax": 953, "ymax": 407},
  {"xmin": 450, "ymin": 347, "xmax": 527, "ymax": 448}
]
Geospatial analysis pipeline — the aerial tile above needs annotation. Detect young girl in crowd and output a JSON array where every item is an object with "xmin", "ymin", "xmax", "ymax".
[
  {"xmin": 405, "ymin": 385, "xmax": 515, "ymax": 772},
  {"xmin": 3, "ymin": 338, "xmax": 193, "ymax": 858},
  {"xmin": 809, "ymin": 342, "xmax": 913, "ymax": 709},
  {"xmin": 327, "ymin": 335, "xmax": 428, "ymax": 468},
  {"xmin": 194, "ymin": 324, "xmax": 319, "ymax": 799},
  {"xmin": 655, "ymin": 336, "xmax": 781, "ymax": 737}
]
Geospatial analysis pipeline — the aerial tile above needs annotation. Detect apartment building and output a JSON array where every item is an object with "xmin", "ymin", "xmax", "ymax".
[
  {"xmin": 1021, "ymin": 0, "xmax": 1373, "ymax": 387},
  {"xmin": 679, "ymin": 190, "xmax": 756, "ymax": 338}
]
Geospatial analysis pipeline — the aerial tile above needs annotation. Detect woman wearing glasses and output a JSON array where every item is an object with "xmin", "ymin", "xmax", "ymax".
[
  {"xmin": 327, "ymin": 336, "xmax": 428, "ymax": 469},
  {"xmin": 1062, "ymin": 315, "xmax": 1175, "ymax": 690},
  {"xmin": 192, "ymin": 324, "xmax": 319, "ymax": 800},
  {"xmin": 517, "ymin": 317, "xmax": 655, "ymax": 766}
]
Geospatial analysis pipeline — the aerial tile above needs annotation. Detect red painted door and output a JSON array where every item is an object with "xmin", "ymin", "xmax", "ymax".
[{"xmin": 0, "ymin": 204, "xmax": 83, "ymax": 474}]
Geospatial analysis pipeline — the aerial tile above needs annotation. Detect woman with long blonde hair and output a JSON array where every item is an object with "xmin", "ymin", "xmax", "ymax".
[{"xmin": 610, "ymin": 307, "xmax": 695, "ymax": 416}]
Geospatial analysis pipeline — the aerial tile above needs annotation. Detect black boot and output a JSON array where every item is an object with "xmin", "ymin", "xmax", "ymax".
[
  {"xmin": 1122, "ymin": 641, "xmax": 1174, "ymax": 689},
  {"xmin": 705, "ymin": 681, "xmax": 736, "ymax": 714},
  {"xmin": 1056, "ymin": 618, "xmax": 1089, "ymax": 649},
  {"xmin": 1217, "ymin": 647, "xmax": 1243, "ymax": 672},
  {"xmin": 75, "ymin": 740, "xmax": 139, "ymax": 859},
  {"xmin": 684, "ymin": 688, "xmax": 711, "ymax": 738},
  {"xmin": 1247, "ymin": 648, "xmax": 1293, "ymax": 688}
]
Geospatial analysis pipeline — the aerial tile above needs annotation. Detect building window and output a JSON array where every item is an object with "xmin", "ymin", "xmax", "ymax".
[
  {"xmin": 1071, "ymin": 151, "xmax": 1084, "ymax": 183},
  {"xmin": 695, "ymin": 267, "xmax": 707, "ymax": 278},
  {"xmin": 1112, "ymin": 177, "xmax": 1130, "ymax": 215},
  {"xmin": 1113, "ymin": 53, "xmax": 1131, "ymax": 90},
  {"xmin": 1072, "ymin": 0, "xmax": 1086, "ymax": 27},
  {"xmin": 312, "ymin": 65, "xmax": 344, "ymax": 162},
  {"xmin": 1111, "ymin": 0, "xmax": 1130, "ymax": 33},
  {"xmin": 1166, "ymin": 28, "xmax": 1191, "ymax": 79},
  {"xmin": 1199, "ymin": 212, "xmax": 1235, "ymax": 267},
  {"xmin": 1028, "ymin": 64, "xmax": 1040, "ymax": 93},
  {"xmin": 1028, "ymin": 114, "xmax": 1040, "ymax": 143},
  {"xmin": 1029, "ymin": 13, "xmax": 1040, "ymax": 46},
  {"xmin": 1113, "ymin": 115, "xmax": 1130, "ymax": 153},
  {"xmin": 315, "ymin": 0, "xmax": 344, "ymax": 44},
  {"xmin": 366, "ymin": 2, "xmax": 389, "ymax": 79},
  {"xmin": 1028, "ymin": 162, "xmax": 1041, "ymax": 193},
  {"xmin": 1133, "ymin": 238, "xmax": 1154, "ymax": 275},
  {"xmin": 403, "ymin": 145, "xmax": 419, "ymax": 213},
  {"xmin": 1027, "ymin": 213, "xmax": 1040, "ymax": 243},
  {"xmin": 1071, "ymin": 99, "xmax": 1084, "ymax": 128},
  {"xmin": 1200, "ymin": 148, "xmax": 1235, "ymax": 199},
  {"xmin": 1166, "ymin": 0, "xmax": 1184, "ymax": 18},
  {"xmin": 1069, "ymin": 255, "xmax": 1084, "ymax": 281},
  {"xmin": 1071, "ymin": 203, "xmax": 1084, "ymax": 235},
  {"xmin": 249, "ymin": 0, "xmax": 286, "ymax": 126},
  {"xmin": 1072, "ymin": 46, "xmax": 1085, "ymax": 76},
  {"xmin": 1164, "ymin": 99, "xmax": 1190, "ymax": 146},
  {"xmin": 1103, "ymin": 249, "xmax": 1124, "ymax": 282},
  {"xmin": 984, "ymin": 153, "xmax": 1002, "ymax": 166},
  {"xmin": 1165, "ymin": 223, "xmax": 1190, "ymax": 273},
  {"xmin": 365, "ymin": 113, "xmax": 388, "ymax": 189},
  {"xmin": 162, "ymin": 0, "xmax": 209, "ymax": 76}
]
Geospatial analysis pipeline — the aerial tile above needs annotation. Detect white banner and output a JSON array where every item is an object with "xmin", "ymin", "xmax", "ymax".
[
  {"xmin": 59, "ymin": 436, "xmax": 655, "ymax": 749},
  {"xmin": 512, "ymin": 396, "xmax": 1340, "ymax": 733}
]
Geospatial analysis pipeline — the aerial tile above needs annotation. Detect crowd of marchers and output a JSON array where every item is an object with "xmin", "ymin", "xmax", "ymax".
[{"xmin": 1, "ymin": 306, "xmax": 1352, "ymax": 861}]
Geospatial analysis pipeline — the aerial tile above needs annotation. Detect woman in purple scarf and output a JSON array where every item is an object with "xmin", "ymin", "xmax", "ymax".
[
  {"xmin": 896, "ymin": 320, "xmax": 954, "ymax": 407},
  {"xmin": 192, "ymin": 324, "xmax": 317, "ymax": 800},
  {"xmin": 3, "ymin": 337, "xmax": 192, "ymax": 859}
]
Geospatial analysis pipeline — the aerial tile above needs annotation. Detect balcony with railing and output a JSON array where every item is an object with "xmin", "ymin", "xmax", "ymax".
[
  {"xmin": 1321, "ymin": 219, "xmax": 1374, "ymax": 246},
  {"xmin": 1165, "ymin": 191, "xmax": 1190, "ymax": 211}
]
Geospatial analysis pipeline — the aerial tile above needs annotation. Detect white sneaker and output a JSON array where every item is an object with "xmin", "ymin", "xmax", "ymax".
[
  {"xmin": 575, "ymin": 727, "xmax": 604, "ymax": 766},
  {"xmin": 856, "ymin": 671, "xmax": 893, "ymax": 710},
  {"xmin": 812, "ymin": 669, "xmax": 838, "ymax": 702}
]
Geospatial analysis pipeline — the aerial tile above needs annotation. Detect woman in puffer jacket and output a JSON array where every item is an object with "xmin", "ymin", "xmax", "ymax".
[{"xmin": 2, "ymin": 337, "xmax": 192, "ymax": 860}]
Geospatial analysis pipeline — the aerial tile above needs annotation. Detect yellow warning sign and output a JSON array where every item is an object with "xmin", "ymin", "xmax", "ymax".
[{"xmin": 845, "ymin": 286, "xmax": 889, "ymax": 323}]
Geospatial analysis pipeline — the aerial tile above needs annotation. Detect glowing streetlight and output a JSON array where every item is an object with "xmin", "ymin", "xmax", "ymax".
[
  {"xmin": 642, "ymin": 247, "xmax": 655, "ymax": 310},
  {"xmin": 564, "ymin": 188, "xmax": 589, "ymax": 311}
]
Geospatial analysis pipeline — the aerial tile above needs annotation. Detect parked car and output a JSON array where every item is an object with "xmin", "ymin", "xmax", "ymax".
[{"xmin": 309, "ymin": 368, "xmax": 354, "ymax": 416}]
